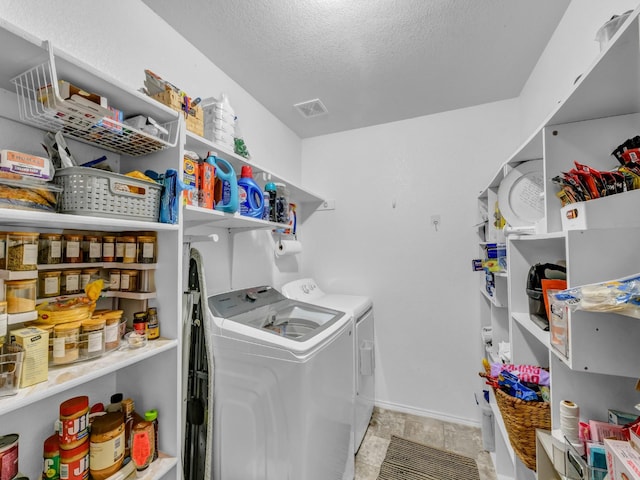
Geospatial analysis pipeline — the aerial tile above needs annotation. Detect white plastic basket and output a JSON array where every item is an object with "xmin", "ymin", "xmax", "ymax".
[{"xmin": 53, "ymin": 167, "xmax": 162, "ymax": 222}]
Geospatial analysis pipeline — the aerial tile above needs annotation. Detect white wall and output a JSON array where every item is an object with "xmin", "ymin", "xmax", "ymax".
[
  {"xmin": 0, "ymin": 0, "xmax": 302, "ymax": 182},
  {"xmin": 519, "ymin": 0, "xmax": 639, "ymax": 138},
  {"xmin": 300, "ymin": 99, "xmax": 521, "ymax": 424}
]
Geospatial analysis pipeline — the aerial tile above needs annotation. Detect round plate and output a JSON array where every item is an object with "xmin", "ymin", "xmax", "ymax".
[{"xmin": 497, "ymin": 161, "xmax": 544, "ymax": 227}]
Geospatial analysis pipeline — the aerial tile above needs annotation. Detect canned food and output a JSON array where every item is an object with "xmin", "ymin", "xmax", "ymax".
[
  {"xmin": 0, "ymin": 434, "xmax": 19, "ymax": 480},
  {"xmin": 59, "ymin": 396, "xmax": 89, "ymax": 450}
]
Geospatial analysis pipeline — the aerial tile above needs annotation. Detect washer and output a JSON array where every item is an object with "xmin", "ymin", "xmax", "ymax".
[
  {"xmin": 282, "ymin": 278, "xmax": 375, "ymax": 452},
  {"xmin": 206, "ymin": 283, "xmax": 355, "ymax": 480}
]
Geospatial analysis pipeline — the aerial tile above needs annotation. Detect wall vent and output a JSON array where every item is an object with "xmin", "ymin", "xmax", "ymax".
[{"xmin": 294, "ymin": 98, "xmax": 328, "ymax": 118}]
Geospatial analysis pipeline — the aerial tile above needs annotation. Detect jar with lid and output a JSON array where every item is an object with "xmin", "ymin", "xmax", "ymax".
[
  {"xmin": 53, "ymin": 321, "xmax": 81, "ymax": 365},
  {"xmin": 63, "ymin": 234, "xmax": 83, "ymax": 263},
  {"xmin": 38, "ymin": 233, "xmax": 63, "ymax": 265},
  {"xmin": 6, "ymin": 232, "xmax": 39, "ymax": 271},
  {"xmin": 101, "ymin": 235, "xmax": 116, "ymax": 262},
  {"xmin": 80, "ymin": 317, "xmax": 105, "ymax": 359},
  {"xmin": 136, "ymin": 236, "xmax": 156, "ymax": 264},
  {"xmin": 43, "ymin": 432, "xmax": 60, "ymax": 480},
  {"xmin": 39, "ymin": 271, "xmax": 62, "ymax": 298},
  {"xmin": 0, "ymin": 301, "xmax": 6, "ymax": 346},
  {"xmin": 133, "ymin": 311, "xmax": 148, "ymax": 337},
  {"xmin": 59, "ymin": 441, "xmax": 89, "ymax": 480},
  {"xmin": 82, "ymin": 235, "xmax": 102, "ymax": 263},
  {"xmin": 108, "ymin": 270, "xmax": 121, "ymax": 291},
  {"xmin": 59, "ymin": 395, "xmax": 89, "ymax": 449},
  {"xmin": 89, "ymin": 411, "xmax": 125, "ymax": 480},
  {"xmin": 118, "ymin": 236, "xmax": 136, "ymax": 264},
  {"xmin": 80, "ymin": 268, "xmax": 100, "ymax": 291},
  {"xmin": 120, "ymin": 270, "xmax": 138, "ymax": 292},
  {"xmin": 146, "ymin": 307, "xmax": 159, "ymax": 340},
  {"xmin": 5, "ymin": 279, "xmax": 37, "ymax": 313},
  {"xmin": 95, "ymin": 310, "xmax": 123, "ymax": 351},
  {"xmin": 61, "ymin": 270, "xmax": 82, "ymax": 295}
]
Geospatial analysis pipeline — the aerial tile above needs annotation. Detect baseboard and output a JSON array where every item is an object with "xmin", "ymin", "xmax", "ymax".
[{"xmin": 374, "ymin": 399, "xmax": 481, "ymax": 428}]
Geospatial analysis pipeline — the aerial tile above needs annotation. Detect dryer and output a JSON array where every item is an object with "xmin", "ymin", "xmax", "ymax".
[{"xmin": 282, "ymin": 278, "xmax": 375, "ymax": 452}]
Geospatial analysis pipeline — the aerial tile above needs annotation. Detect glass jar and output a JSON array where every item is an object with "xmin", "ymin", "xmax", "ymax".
[
  {"xmin": 39, "ymin": 270, "xmax": 61, "ymax": 298},
  {"xmin": 0, "ymin": 233, "xmax": 6, "ymax": 269},
  {"xmin": 136, "ymin": 236, "xmax": 156, "ymax": 264},
  {"xmin": 0, "ymin": 301, "xmax": 6, "ymax": 346},
  {"xmin": 6, "ymin": 232, "xmax": 39, "ymax": 271},
  {"xmin": 118, "ymin": 236, "xmax": 136, "ymax": 264},
  {"xmin": 95, "ymin": 310, "xmax": 124, "ymax": 351},
  {"xmin": 146, "ymin": 307, "xmax": 159, "ymax": 340},
  {"xmin": 5, "ymin": 279, "xmax": 37, "ymax": 313},
  {"xmin": 80, "ymin": 268, "xmax": 101, "ymax": 291},
  {"xmin": 62, "ymin": 269, "xmax": 82, "ymax": 295},
  {"xmin": 83, "ymin": 235, "xmax": 102, "ymax": 263},
  {"xmin": 108, "ymin": 270, "xmax": 121, "ymax": 291},
  {"xmin": 102, "ymin": 235, "xmax": 116, "ymax": 262},
  {"xmin": 119, "ymin": 270, "xmax": 138, "ymax": 293},
  {"xmin": 38, "ymin": 233, "xmax": 63, "ymax": 265},
  {"xmin": 64, "ymin": 234, "xmax": 83, "ymax": 263},
  {"xmin": 81, "ymin": 317, "xmax": 105, "ymax": 359},
  {"xmin": 53, "ymin": 321, "xmax": 81, "ymax": 364},
  {"xmin": 133, "ymin": 311, "xmax": 148, "ymax": 337}
]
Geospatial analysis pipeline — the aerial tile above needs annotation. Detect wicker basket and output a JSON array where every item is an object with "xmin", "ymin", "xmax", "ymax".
[{"xmin": 480, "ymin": 368, "xmax": 551, "ymax": 471}]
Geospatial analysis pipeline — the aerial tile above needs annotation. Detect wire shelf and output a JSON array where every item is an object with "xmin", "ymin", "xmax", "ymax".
[{"xmin": 10, "ymin": 46, "xmax": 179, "ymax": 157}]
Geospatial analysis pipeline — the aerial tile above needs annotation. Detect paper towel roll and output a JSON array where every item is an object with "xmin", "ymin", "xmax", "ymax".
[{"xmin": 275, "ymin": 240, "xmax": 302, "ymax": 257}]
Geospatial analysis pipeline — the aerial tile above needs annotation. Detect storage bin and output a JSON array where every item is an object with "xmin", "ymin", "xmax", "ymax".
[
  {"xmin": 561, "ymin": 189, "xmax": 640, "ymax": 231},
  {"xmin": 0, "ymin": 177, "xmax": 61, "ymax": 213},
  {"xmin": 0, "ymin": 343, "xmax": 24, "ymax": 397},
  {"xmin": 53, "ymin": 167, "xmax": 162, "ymax": 222}
]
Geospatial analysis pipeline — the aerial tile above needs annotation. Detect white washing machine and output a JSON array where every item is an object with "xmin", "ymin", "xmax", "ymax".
[
  {"xmin": 203, "ymin": 279, "xmax": 355, "ymax": 480},
  {"xmin": 282, "ymin": 278, "xmax": 375, "ymax": 452}
]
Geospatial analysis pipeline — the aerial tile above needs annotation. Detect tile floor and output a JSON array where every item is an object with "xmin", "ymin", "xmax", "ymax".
[{"xmin": 355, "ymin": 407, "xmax": 497, "ymax": 480}]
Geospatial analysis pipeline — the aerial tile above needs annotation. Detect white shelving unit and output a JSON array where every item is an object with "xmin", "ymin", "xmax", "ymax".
[
  {"xmin": 0, "ymin": 19, "xmax": 325, "ymax": 480},
  {"xmin": 477, "ymin": 7, "xmax": 640, "ymax": 479}
]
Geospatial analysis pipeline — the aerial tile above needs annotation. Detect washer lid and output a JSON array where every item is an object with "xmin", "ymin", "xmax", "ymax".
[{"xmin": 309, "ymin": 294, "xmax": 372, "ymax": 319}]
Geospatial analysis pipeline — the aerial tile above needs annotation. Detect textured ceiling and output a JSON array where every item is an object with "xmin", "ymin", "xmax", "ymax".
[{"xmin": 142, "ymin": 0, "xmax": 571, "ymax": 139}]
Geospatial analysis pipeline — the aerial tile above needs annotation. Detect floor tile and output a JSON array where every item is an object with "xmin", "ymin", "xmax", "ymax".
[
  {"xmin": 356, "ymin": 431, "xmax": 390, "ymax": 467},
  {"xmin": 402, "ymin": 416, "xmax": 445, "ymax": 449},
  {"xmin": 355, "ymin": 460, "xmax": 381, "ymax": 480},
  {"xmin": 476, "ymin": 451, "xmax": 498, "ymax": 480},
  {"xmin": 366, "ymin": 407, "xmax": 406, "ymax": 439},
  {"xmin": 443, "ymin": 421, "xmax": 483, "ymax": 458}
]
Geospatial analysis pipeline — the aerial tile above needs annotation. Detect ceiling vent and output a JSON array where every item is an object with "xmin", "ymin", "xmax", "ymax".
[{"xmin": 294, "ymin": 98, "xmax": 328, "ymax": 118}]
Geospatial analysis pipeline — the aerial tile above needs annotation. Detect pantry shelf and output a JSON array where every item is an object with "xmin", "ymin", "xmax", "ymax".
[
  {"xmin": 0, "ymin": 337, "xmax": 177, "ymax": 416},
  {"xmin": 182, "ymin": 204, "xmax": 287, "ymax": 232},
  {"xmin": 512, "ymin": 312, "xmax": 550, "ymax": 348}
]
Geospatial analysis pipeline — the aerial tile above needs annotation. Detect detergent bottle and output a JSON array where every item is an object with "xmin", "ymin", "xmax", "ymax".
[
  {"xmin": 205, "ymin": 153, "xmax": 238, "ymax": 213},
  {"xmin": 237, "ymin": 166, "xmax": 264, "ymax": 218}
]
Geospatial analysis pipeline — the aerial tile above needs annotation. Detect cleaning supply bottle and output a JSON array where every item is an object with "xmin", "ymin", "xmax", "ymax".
[
  {"xmin": 265, "ymin": 182, "xmax": 277, "ymax": 222},
  {"xmin": 206, "ymin": 153, "xmax": 238, "ymax": 213},
  {"xmin": 237, "ymin": 166, "xmax": 264, "ymax": 219}
]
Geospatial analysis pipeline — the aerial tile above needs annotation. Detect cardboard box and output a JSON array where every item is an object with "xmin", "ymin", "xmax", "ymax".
[
  {"xmin": 0, "ymin": 149, "xmax": 52, "ymax": 180},
  {"xmin": 151, "ymin": 89, "xmax": 203, "ymax": 136},
  {"xmin": 198, "ymin": 161, "xmax": 215, "ymax": 209},
  {"xmin": 605, "ymin": 439, "xmax": 640, "ymax": 480},
  {"xmin": 610, "ymin": 409, "xmax": 640, "ymax": 426},
  {"xmin": 183, "ymin": 157, "xmax": 199, "ymax": 206},
  {"xmin": 10, "ymin": 326, "xmax": 49, "ymax": 387}
]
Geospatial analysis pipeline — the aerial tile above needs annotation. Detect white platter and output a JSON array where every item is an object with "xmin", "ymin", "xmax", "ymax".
[{"xmin": 497, "ymin": 160, "xmax": 544, "ymax": 227}]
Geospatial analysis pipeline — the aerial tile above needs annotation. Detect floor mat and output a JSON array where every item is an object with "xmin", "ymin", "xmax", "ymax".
[{"xmin": 377, "ymin": 435, "xmax": 481, "ymax": 480}]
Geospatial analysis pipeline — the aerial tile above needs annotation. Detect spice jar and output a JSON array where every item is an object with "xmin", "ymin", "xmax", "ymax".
[
  {"xmin": 61, "ymin": 270, "xmax": 82, "ymax": 295},
  {"xmin": 59, "ymin": 396, "xmax": 89, "ymax": 450},
  {"xmin": 83, "ymin": 235, "xmax": 102, "ymax": 263},
  {"xmin": 39, "ymin": 270, "xmax": 62, "ymax": 298},
  {"xmin": 5, "ymin": 279, "xmax": 37, "ymax": 313},
  {"xmin": 89, "ymin": 412, "xmax": 125, "ymax": 480},
  {"xmin": 108, "ymin": 270, "xmax": 121, "ymax": 291},
  {"xmin": 6, "ymin": 232, "xmax": 39, "ymax": 271},
  {"xmin": 59, "ymin": 441, "xmax": 89, "ymax": 480},
  {"xmin": 53, "ymin": 322, "xmax": 81, "ymax": 365},
  {"xmin": 0, "ymin": 233, "xmax": 6, "ymax": 269},
  {"xmin": 147, "ymin": 307, "xmax": 159, "ymax": 340},
  {"xmin": 80, "ymin": 317, "xmax": 105, "ymax": 359},
  {"xmin": 137, "ymin": 236, "xmax": 157, "ymax": 264},
  {"xmin": 118, "ymin": 236, "xmax": 136, "ymax": 264},
  {"xmin": 80, "ymin": 268, "xmax": 100, "ymax": 291},
  {"xmin": 63, "ymin": 234, "xmax": 83, "ymax": 263},
  {"xmin": 38, "ymin": 233, "xmax": 63, "ymax": 265},
  {"xmin": 101, "ymin": 235, "xmax": 116, "ymax": 262},
  {"xmin": 119, "ymin": 269, "xmax": 138, "ymax": 292}
]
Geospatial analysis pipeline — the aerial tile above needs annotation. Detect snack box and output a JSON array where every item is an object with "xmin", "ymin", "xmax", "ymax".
[
  {"xmin": 0, "ymin": 149, "xmax": 53, "ymax": 180},
  {"xmin": 10, "ymin": 326, "xmax": 49, "ymax": 388},
  {"xmin": 0, "ymin": 176, "xmax": 61, "ymax": 212},
  {"xmin": 605, "ymin": 438, "xmax": 640, "ymax": 480}
]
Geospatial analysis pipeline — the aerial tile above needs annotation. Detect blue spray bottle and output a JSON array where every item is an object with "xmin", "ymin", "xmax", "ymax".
[{"xmin": 205, "ymin": 154, "xmax": 238, "ymax": 213}]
